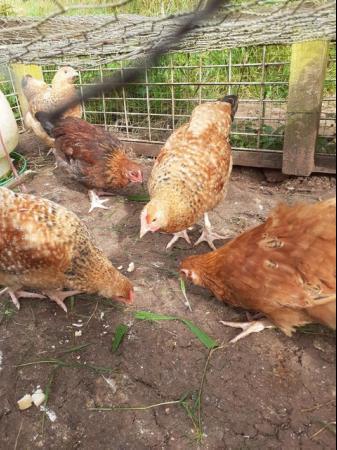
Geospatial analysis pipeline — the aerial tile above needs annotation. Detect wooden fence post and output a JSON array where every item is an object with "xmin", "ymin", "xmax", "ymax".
[
  {"xmin": 282, "ymin": 41, "xmax": 330, "ymax": 176},
  {"xmin": 9, "ymin": 64, "xmax": 44, "ymax": 117}
]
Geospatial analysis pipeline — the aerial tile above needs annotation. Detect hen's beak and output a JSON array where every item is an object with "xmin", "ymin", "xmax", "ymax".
[
  {"xmin": 140, "ymin": 223, "xmax": 149, "ymax": 239},
  {"xmin": 140, "ymin": 208, "xmax": 149, "ymax": 239},
  {"xmin": 117, "ymin": 289, "xmax": 135, "ymax": 305}
]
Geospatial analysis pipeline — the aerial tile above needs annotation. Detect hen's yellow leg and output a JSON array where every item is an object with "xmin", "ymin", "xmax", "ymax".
[
  {"xmin": 0, "ymin": 288, "xmax": 46, "ymax": 310},
  {"xmin": 195, "ymin": 213, "xmax": 232, "ymax": 250},
  {"xmin": 220, "ymin": 320, "xmax": 275, "ymax": 343}
]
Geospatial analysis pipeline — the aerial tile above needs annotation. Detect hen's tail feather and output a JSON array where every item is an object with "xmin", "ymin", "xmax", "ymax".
[
  {"xmin": 219, "ymin": 95, "xmax": 239, "ymax": 121},
  {"xmin": 35, "ymin": 112, "xmax": 55, "ymax": 137}
]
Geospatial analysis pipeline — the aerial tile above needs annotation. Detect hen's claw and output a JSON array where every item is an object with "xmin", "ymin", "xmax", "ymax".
[
  {"xmin": 0, "ymin": 288, "xmax": 46, "ymax": 310},
  {"xmin": 88, "ymin": 190, "xmax": 111, "ymax": 213},
  {"xmin": 220, "ymin": 319, "xmax": 275, "ymax": 343},
  {"xmin": 43, "ymin": 290, "xmax": 82, "ymax": 313},
  {"xmin": 195, "ymin": 213, "xmax": 232, "ymax": 251},
  {"xmin": 166, "ymin": 230, "xmax": 192, "ymax": 250}
]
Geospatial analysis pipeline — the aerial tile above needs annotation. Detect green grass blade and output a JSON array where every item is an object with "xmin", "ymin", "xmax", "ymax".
[
  {"xmin": 59, "ymin": 343, "xmax": 92, "ymax": 354},
  {"xmin": 180, "ymin": 278, "xmax": 192, "ymax": 311},
  {"xmin": 182, "ymin": 320, "xmax": 218, "ymax": 350},
  {"xmin": 127, "ymin": 194, "xmax": 150, "ymax": 203},
  {"xmin": 135, "ymin": 311, "xmax": 218, "ymax": 349},
  {"xmin": 135, "ymin": 311, "xmax": 177, "ymax": 321},
  {"xmin": 112, "ymin": 324, "xmax": 129, "ymax": 352}
]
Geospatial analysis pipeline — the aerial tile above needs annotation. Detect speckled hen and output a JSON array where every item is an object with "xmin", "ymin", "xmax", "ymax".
[
  {"xmin": 0, "ymin": 188, "xmax": 134, "ymax": 311},
  {"xmin": 181, "ymin": 198, "xmax": 336, "ymax": 342},
  {"xmin": 140, "ymin": 96, "xmax": 238, "ymax": 249}
]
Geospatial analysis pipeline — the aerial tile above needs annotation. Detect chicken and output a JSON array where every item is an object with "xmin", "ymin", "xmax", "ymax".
[
  {"xmin": 140, "ymin": 95, "xmax": 238, "ymax": 250},
  {"xmin": 0, "ymin": 187, "xmax": 134, "ymax": 312},
  {"xmin": 180, "ymin": 198, "xmax": 336, "ymax": 342},
  {"xmin": 35, "ymin": 116, "xmax": 143, "ymax": 212},
  {"xmin": 22, "ymin": 67, "xmax": 82, "ymax": 148}
]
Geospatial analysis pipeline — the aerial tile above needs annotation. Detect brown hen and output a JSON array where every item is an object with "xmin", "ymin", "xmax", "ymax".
[
  {"xmin": 181, "ymin": 198, "xmax": 336, "ymax": 342},
  {"xmin": 36, "ymin": 116, "xmax": 143, "ymax": 212},
  {"xmin": 140, "ymin": 96, "xmax": 238, "ymax": 249},
  {"xmin": 22, "ymin": 67, "xmax": 82, "ymax": 148},
  {"xmin": 0, "ymin": 187, "xmax": 134, "ymax": 311}
]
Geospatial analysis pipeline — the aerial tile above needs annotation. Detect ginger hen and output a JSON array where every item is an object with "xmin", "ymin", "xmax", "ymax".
[
  {"xmin": 36, "ymin": 116, "xmax": 143, "ymax": 212},
  {"xmin": 181, "ymin": 198, "xmax": 336, "ymax": 342},
  {"xmin": 0, "ymin": 188, "xmax": 134, "ymax": 311},
  {"xmin": 22, "ymin": 67, "xmax": 82, "ymax": 148},
  {"xmin": 140, "ymin": 96, "xmax": 238, "ymax": 250}
]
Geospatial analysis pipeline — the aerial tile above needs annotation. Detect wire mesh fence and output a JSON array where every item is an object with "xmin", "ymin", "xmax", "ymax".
[
  {"xmin": 0, "ymin": 65, "xmax": 23, "ymax": 127},
  {"xmin": 18, "ymin": 42, "xmax": 332, "ymax": 156}
]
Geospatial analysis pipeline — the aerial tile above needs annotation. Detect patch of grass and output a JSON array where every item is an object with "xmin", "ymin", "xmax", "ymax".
[{"xmin": 7, "ymin": 0, "xmax": 200, "ymax": 17}]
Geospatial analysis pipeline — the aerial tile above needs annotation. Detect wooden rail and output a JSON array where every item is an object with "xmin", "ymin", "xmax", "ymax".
[{"xmin": 129, "ymin": 141, "xmax": 336, "ymax": 174}]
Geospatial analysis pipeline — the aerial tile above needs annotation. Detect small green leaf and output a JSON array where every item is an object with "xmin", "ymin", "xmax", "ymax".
[
  {"xmin": 112, "ymin": 324, "xmax": 129, "ymax": 352},
  {"xmin": 182, "ymin": 320, "xmax": 218, "ymax": 350}
]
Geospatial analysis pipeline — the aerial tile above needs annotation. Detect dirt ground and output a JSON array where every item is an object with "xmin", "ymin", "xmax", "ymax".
[{"xmin": 0, "ymin": 140, "xmax": 336, "ymax": 450}]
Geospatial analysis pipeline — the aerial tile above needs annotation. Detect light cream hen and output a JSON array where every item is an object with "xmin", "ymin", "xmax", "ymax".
[{"xmin": 22, "ymin": 67, "xmax": 82, "ymax": 148}]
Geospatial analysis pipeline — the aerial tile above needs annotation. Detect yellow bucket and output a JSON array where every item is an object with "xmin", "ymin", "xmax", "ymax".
[{"xmin": 0, "ymin": 90, "xmax": 19, "ymax": 178}]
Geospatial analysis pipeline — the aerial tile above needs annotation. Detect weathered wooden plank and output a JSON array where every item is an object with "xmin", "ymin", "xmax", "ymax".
[
  {"xmin": 314, "ymin": 154, "xmax": 337, "ymax": 174},
  {"xmin": 282, "ymin": 41, "xmax": 330, "ymax": 176},
  {"xmin": 9, "ymin": 63, "xmax": 44, "ymax": 116},
  {"xmin": 127, "ymin": 141, "xmax": 283, "ymax": 169},
  {"xmin": 128, "ymin": 141, "xmax": 336, "ymax": 174}
]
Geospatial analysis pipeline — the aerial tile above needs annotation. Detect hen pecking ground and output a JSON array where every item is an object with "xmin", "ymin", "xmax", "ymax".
[{"xmin": 0, "ymin": 140, "xmax": 336, "ymax": 450}]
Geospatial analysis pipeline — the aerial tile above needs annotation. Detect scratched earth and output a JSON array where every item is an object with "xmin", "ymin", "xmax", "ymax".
[{"xmin": 0, "ymin": 134, "xmax": 336, "ymax": 450}]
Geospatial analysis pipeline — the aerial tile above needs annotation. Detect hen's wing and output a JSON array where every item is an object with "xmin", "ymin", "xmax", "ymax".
[
  {"xmin": 212, "ymin": 198, "xmax": 336, "ymax": 332},
  {"xmin": 53, "ymin": 117, "xmax": 125, "ymax": 189}
]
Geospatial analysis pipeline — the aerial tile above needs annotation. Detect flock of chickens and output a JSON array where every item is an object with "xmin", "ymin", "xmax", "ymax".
[{"xmin": 0, "ymin": 66, "xmax": 336, "ymax": 342}]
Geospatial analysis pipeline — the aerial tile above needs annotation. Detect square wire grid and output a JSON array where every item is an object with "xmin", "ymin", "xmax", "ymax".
[
  {"xmin": 0, "ymin": 65, "xmax": 23, "ymax": 129},
  {"xmin": 2, "ymin": 42, "xmax": 335, "ymax": 157}
]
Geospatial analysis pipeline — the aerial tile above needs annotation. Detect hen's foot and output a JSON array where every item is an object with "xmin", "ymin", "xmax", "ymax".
[
  {"xmin": 220, "ymin": 319, "xmax": 275, "ymax": 343},
  {"xmin": 43, "ymin": 290, "xmax": 82, "ymax": 313},
  {"xmin": 0, "ymin": 288, "xmax": 46, "ymax": 310},
  {"xmin": 195, "ymin": 213, "xmax": 232, "ymax": 251},
  {"xmin": 166, "ymin": 230, "xmax": 192, "ymax": 250},
  {"xmin": 88, "ymin": 190, "xmax": 111, "ymax": 213}
]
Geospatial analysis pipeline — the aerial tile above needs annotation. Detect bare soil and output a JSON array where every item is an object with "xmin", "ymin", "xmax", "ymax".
[{"xmin": 0, "ymin": 138, "xmax": 336, "ymax": 450}]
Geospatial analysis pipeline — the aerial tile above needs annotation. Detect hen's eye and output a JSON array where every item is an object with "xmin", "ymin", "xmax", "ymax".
[{"xmin": 152, "ymin": 218, "xmax": 157, "ymax": 223}]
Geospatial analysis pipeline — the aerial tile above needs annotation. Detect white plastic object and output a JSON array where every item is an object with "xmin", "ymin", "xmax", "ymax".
[{"xmin": 0, "ymin": 89, "xmax": 19, "ymax": 178}]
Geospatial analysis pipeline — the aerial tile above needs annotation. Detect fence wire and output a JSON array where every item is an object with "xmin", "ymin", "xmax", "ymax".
[
  {"xmin": 0, "ymin": 0, "xmax": 336, "ymax": 158},
  {"xmin": 1, "ymin": 42, "xmax": 335, "ymax": 156}
]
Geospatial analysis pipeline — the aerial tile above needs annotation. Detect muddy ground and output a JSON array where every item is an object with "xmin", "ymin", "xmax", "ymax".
[{"xmin": 0, "ymin": 139, "xmax": 336, "ymax": 450}]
